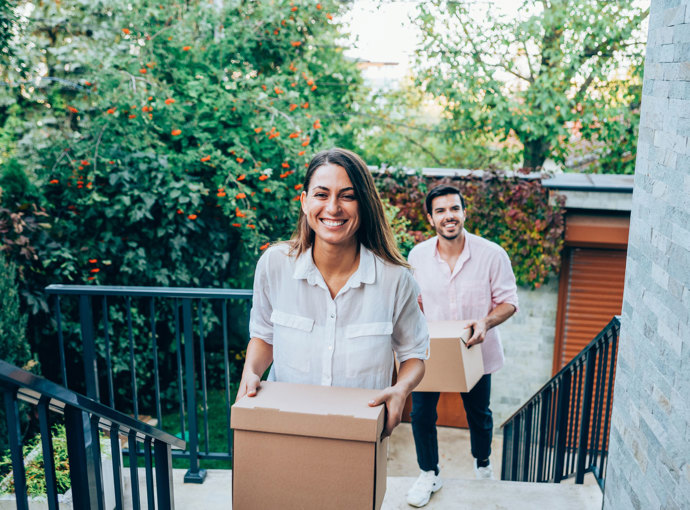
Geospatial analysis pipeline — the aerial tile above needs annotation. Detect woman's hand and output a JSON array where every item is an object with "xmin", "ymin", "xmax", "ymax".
[
  {"xmin": 368, "ymin": 358, "xmax": 425, "ymax": 438},
  {"xmin": 236, "ymin": 370, "xmax": 262, "ymax": 402},
  {"xmin": 368, "ymin": 385, "xmax": 407, "ymax": 438},
  {"xmin": 234, "ymin": 337, "xmax": 274, "ymax": 402}
]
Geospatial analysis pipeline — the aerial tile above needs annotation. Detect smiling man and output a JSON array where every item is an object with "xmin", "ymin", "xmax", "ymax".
[{"xmin": 405, "ymin": 185, "xmax": 518, "ymax": 507}]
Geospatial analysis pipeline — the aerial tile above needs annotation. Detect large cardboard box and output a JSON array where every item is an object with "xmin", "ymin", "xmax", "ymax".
[
  {"xmin": 231, "ymin": 381, "xmax": 388, "ymax": 510},
  {"xmin": 414, "ymin": 320, "xmax": 484, "ymax": 393}
]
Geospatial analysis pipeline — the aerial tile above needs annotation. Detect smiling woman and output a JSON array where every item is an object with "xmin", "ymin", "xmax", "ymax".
[{"xmin": 236, "ymin": 148, "xmax": 430, "ymax": 438}]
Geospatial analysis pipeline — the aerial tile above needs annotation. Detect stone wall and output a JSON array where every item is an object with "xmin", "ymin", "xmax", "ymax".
[
  {"xmin": 603, "ymin": 1, "xmax": 690, "ymax": 508},
  {"xmin": 492, "ymin": 279, "xmax": 559, "ymax": 428}
]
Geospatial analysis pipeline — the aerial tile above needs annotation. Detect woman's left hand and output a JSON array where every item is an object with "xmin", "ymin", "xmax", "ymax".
[{"xmin": 368, "ymin": 385, "xmax": 407, "ymax": 438}]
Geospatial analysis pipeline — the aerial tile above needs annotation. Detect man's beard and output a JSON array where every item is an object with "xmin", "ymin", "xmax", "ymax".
[{"xmin": 438, "ymin": 231, "xmax": 460, "ymax": 241}]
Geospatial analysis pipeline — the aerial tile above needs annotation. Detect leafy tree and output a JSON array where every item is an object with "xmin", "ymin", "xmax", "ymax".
[
  {"xmin": 413, "ymin": 0, "xmax": 648, "ymax": 171},
  {"xmin": 356, "ymin": 80, "xmax": 521, "ymax": 170}
]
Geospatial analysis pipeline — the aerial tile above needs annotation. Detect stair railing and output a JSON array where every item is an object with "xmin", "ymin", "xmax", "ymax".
[
  {"xmin": 0, "ymin": 359, "xmax": 185, "ymax": 510},
  {"xmin": 500, "ymin": 316, "xmax": 620, "ymax": 490}
]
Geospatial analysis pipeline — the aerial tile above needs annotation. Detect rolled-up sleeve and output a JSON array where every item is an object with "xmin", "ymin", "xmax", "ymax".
[
  {"xmin": 490, "ymin": 248, "xmax": 519, "ymax": 313},
  {"xmin": 248, "ymin": 249, "xmax": 274, "ymax": 344},
  {"xmin": 392, "ymin": 269, "xmax": 430, "ymax": 363}
]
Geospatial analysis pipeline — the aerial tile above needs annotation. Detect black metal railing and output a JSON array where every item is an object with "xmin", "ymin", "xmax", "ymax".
[
  {"xmin": 45, "ymin": 284, "xmax": 252, "ymax": 484},
  {"xmin": 500, "ymin": 316, "xmax": 620, "ymax": 490},
  {"xmin": 0, "ymin": 359, "xmax": 185, "ymax": 509}
]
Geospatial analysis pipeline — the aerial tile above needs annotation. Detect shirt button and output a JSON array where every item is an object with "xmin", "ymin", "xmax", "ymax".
[{"xmin": 330, "ymin": 313, "xmax": 335, "ymax": 318}]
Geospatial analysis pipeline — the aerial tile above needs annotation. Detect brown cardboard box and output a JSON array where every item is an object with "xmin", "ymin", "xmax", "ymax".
[
  {"xmin": 413, "ymin": 320, "xmax": 484, "ymax": 393},
  {"xmin": 231, "ymin": 381, "xmax": 388, "ymax": 510}
]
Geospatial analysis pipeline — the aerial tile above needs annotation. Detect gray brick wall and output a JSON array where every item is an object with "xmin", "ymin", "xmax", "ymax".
[
  {"xmin": 604, "ymin": 1, "xmax": 690, "ymax": 508},
  {"xmin": 492, "ymin": 280, "xmax": 558, "ymax": 428}
]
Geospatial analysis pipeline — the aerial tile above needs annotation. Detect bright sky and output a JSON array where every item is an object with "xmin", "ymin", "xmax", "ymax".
[{"xmin": 340, "ymin": 0, "xmax": 521, "ymax": 86}]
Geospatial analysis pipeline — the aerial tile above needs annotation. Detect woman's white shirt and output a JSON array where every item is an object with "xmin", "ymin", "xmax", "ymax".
[{"xmin": 249, "ymin": 243, "xmax": 429, "ymax": 390}]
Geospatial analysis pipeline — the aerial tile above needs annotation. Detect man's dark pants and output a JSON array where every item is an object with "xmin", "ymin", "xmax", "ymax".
[{"xmin": 410, "ymin": 374, "xmax": 492, "ymax": 474}]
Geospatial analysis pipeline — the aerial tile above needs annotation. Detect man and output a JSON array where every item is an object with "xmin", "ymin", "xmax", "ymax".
[{"xmin": 405, "ymin": 185, "xmax": 518, "ymax": 508}]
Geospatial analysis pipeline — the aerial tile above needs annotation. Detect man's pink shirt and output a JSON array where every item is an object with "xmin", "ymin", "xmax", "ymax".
[{"xmin": 407, "ymin": 231, "xmax": 519, "ymax": 374}]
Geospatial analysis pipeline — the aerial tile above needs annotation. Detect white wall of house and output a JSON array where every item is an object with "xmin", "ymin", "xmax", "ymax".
[{"xmin": 604, "ymin": 1, "xmax": 690, "ymax": 508}]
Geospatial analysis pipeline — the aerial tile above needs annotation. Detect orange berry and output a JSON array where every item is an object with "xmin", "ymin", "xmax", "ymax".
[
  {"xmin": 89, "ymin": 258, "xmax": 98, "ymax": 264},
  {"xmin": 182, "ymin": 46, "xmax": 191, "ymax": 51},
  {"xmin": 259, "ymin": 175, "xmax": 269, "ymax": 181},
  {"xmin": 326, "ymin": 13, "xmax": 333, "ymax": 20},
  {"xmin": 291, "ymin": 41, "xmax": 301, "ymax": 47},
  {"xmin": 188, "ymin": 214, "xmax": 198, "ymax": 220},
  {"xmin": 238, "ymin": 174, "xmax": 246, "ymax": 181},
  {"xmin": 236, "ymin": 157, "xmax": 245, "ymax": 163},
  {"xmin": 106, "ymin": 108, "xmax": 116, "ymax": 114},
  {"xmin": 302, "ymin": 102, "xmax": 309, "ymax": 108},
  {"xmin": 263, "ymin": 187, "xmax": 271, "ymax": 192},
  {"xmin": 171, "ymin": 129, "xmax": 182, "ymax": 136},
  {"xmin": 247, "ymin": 224, "xmax": 256, "ymax": 229},
  {"xmin": 298, "ymin": 150, "xmax": 306, "ymax": 156},
  {"xmin": 67, "ymin": 106, "xmax": 78, "ymax": 113},
  {"xmin": 260, "ymin": 242, "xmax": 270, "ymax": 250},
  {"xmin": 232, "ymin": 223, "xmax": 241, "ymax": 227},
  {"xmin": 201, "ymin": 155, "xmax": 211, "ymax": 162},
  {"xmin": 139, "ymin": 68, "xmax": 147, "ymax": 74},
  {"xmin": 254, "ymin": 127, "xmax": 263, "ymax": 133},
  {"xmin": 129, "ymin": 114, "xmax": 136, "ymax": 119},
  {"xmin": 282, "ymin": 162, "xmax": 290, "ymax": 168},
  {"xmin": 165, "ymin": 98, "xmax": 175, "ymax": 105},
  {"xmin": 294, "ymin": 184, "xmax": 303, "ymax": 190},
  {"xmin": 316, "ymin": 3, "xmax": 322, "ymax": 9},
  {"xmin": 236, "ymin": 192, "xmax": 247, "ymax": 199},
  {"xmin": 291, "ymin": 6, "xmax": 297, "ymax": 11},
  {"xmin": 90, "ymin": 268, "xmax": 100, "ymax": 273},
  {"xmin": 122, "ymin": 28, "xmax": 130, "ymax": 34},
  {"xmin": 49, "ymin": 179, "xmax": 59, "ymax": 184}
]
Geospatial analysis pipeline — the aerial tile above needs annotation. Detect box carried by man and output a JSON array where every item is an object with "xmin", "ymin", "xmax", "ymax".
[
  {"xmin": 414, "ymin": 320, "xmax": 484, "ymax": 393},
  {"xmin": 231, "ymin": 381, "xmax": 388, "ymax": 510}
]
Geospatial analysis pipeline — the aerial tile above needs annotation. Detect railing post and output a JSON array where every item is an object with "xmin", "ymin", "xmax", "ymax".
[
  {"xmin": 3, "ymin": 388, "xmax": 29, "ymax": 510},
  {"xmin": 37, "ymin": 396, "xmax": 60, "ymax": 510},
  {"xmin": 511, "ymin": 414, "xmax": 521, "ymax": 481},
  {"xmin": 182, "ymin": 298, "xmax": 207, "ymax": 483},
  {"xmin": 501, "ymin": 422, "xmax": 511, "ymax": 480},
  {"xmin": 536, "ymin": 387, "xmax": 551, "ymax": 482},
  {"xmin": 576, "ymin": 349, "xmax": 597, "ymax": 483},
  {"xmin": 553, "ymin": 369, "xmax": 572, "ymax": 483},
  {"xmin": 155, "ymin": 440, "xmax": 176, "ymax": 510},
  {"xmin": 79, "ymin": 294, "xmax": 100, "ymax": 400},
  {"xmin": 522, "ymin": 404, "xmax": 533, "ymax": 482},
  {"xmin": 64, "ymin": 405, "xmax": 104, "ymax": 510}
]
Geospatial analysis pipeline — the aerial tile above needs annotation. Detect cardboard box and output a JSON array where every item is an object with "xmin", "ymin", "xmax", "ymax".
[
  {"xmin": 413, "ymin": 320, "xmax": 484, "ymax": 393},
  {"xmin": 231, "ymin": 381, "xmax": 388, "ymax": 510}
]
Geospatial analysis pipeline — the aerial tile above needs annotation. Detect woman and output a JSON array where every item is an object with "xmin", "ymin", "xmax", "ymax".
[{"xmin": 236, "ymin": 148, "xmax": 428, "ymax": 437}]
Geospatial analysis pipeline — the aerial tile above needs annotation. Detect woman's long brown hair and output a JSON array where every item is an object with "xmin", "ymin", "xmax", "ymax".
[{"xmin": 289, "ymin": 148, "xmax": 409, "ymax": 268}]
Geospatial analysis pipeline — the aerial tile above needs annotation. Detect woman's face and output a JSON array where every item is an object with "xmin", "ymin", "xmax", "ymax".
[{"xmin": 301, "ymin": 163, "xmax": 360, "ymax": 249}]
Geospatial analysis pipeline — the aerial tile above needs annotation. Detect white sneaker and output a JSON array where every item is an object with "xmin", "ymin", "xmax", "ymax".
[
  {"xmin": 406, "ymin": 470, "xmax": 443, "ymax": 507},
  {"xmin": 474, "ymin": 459, "xmax": 495, "ymax": 480}
]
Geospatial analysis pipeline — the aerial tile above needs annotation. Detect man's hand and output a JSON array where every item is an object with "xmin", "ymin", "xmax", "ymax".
[
  {"xmin": 235, "ymin": 370, "xmax": 262, "ymax": 402},
  {"xmin": 368, "ymin": 385, "xmax": 407, "ymax": 438},
  {"xmin": 465, "ymin": 318, "xmax": 488, "ymax": 348},
  {"xmin": 464, "ymin": 303, "xmax": 517, "ymax": 348}
]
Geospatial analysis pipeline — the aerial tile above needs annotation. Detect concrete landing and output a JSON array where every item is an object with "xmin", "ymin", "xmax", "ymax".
[{"xmin": 383, "ymin": 477, "xmax": 603, "ymax": 510}]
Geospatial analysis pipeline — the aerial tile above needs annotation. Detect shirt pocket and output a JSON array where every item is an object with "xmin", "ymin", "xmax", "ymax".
[
  {"xmin": 344, "ymin": 322, "xmax": 393, "ymax": 378},
  {"xmin": 271, "ymin": 310, "xmax": 315, "ymax": 374}
]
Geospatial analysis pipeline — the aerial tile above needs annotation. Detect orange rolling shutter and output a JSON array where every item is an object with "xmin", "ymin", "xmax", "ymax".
[{"xmin": 554, "ymin": 248, "xmax": 627, "ymax": 372}]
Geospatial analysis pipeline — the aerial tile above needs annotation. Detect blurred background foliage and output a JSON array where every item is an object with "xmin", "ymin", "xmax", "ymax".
[{"xmin": 0, "ymin": 0, "xmax": 643, "ymax": 402}]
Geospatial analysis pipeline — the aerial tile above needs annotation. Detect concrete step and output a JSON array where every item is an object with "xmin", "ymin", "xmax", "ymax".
[{"xmin": 122, "ymin": 469, "xmax": 603, "ymax": 509}]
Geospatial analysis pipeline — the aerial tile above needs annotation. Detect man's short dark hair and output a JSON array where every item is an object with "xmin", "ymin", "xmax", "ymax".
[{"xmin": 425, "ymin": 185, "xmax": 466, "ymax": 215}]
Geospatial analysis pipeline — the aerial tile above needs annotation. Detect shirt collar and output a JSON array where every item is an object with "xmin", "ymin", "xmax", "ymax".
[
  {"xmin": 433, "ymin": 230, "xmax": 472, "ymax": 276},
  {"xmin": 293, "ymin": 244, "xmax": 376, "ymax": 289}
]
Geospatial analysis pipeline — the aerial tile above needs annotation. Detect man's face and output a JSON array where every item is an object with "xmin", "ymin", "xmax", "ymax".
[{"xmin": 427, "ymin": 193, "xmax": 465, "ymax": 241}]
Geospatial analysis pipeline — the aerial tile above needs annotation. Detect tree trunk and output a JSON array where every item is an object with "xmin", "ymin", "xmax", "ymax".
[{"xmin": 522, "ymin": 137, "xmax": 551, "ymax": 170}]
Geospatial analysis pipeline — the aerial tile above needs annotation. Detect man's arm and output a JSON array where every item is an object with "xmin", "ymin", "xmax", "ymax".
[{"xmin": 465, "ymin": 303, "xmax": 517, "ymax": 347}]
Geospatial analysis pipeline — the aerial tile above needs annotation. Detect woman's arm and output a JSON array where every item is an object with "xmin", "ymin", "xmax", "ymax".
[
  {"xmin": 235, "ymin": 337, "xmax": 274, "ymax": 401},
  {"xmin": 368, "ymin": 358, "xmax": 425, "ymax": 437}
]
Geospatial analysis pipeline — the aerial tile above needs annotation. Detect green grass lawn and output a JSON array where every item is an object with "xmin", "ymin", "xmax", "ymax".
[{"xmin": 125, "ymin": 385, "xmax": 239, "ymax": 471}]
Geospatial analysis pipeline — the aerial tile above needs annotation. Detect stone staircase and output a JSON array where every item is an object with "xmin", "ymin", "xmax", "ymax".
[
  {"xmin": 123, "ymin": 469, "xmax": 603, "ymax": 509},
  {"xmin": 122, "ymin": 424, "xmax": 603, "ymax": 509}
]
